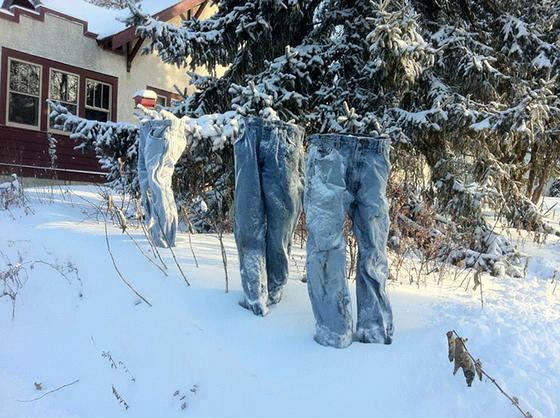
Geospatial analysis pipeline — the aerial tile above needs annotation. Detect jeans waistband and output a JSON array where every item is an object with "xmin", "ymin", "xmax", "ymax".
[
  {"xmin": 308, "ymin": 133, "xmax": 390, "ymax": 153},
  {"xmin": 243, "ymin": 117, "xmax": 305, "ymax": 139}
]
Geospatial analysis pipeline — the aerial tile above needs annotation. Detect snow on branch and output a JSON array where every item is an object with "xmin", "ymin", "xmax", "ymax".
[{"xmin": 48, "ymin": 100, "xmax": 139, "ymax": 192}]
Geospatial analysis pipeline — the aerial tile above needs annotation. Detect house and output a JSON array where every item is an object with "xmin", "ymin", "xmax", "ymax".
[{"xmin": 0, "ymin": 0, "xmax": 212, "ymax": 182}]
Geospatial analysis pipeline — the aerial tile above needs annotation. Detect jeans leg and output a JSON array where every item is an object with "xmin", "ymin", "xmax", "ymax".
[
  {"xmin": 144, "ymin": 118, "xmax": 185, "ymax": 248},
  {"xmin": 144, "ymin": 120, "xmax": 173, "ymax": 247},
  {"xmin": 304, "ymin": 145, "xmax": 353, "ymax": 348},
  {"xmin": 261, "ymin": 129, "xmax": 304, "ymax": 305},
  {"xmin": 234, "ymin": 124, "xmax": 268, "ymax": 316},
  {"xmin": 138, "ymin": 122, "xmax": 152, "ymax": 222},
  {"xmin": 352, "ymin": 149, "xmax": 393, "ymax": 344}
]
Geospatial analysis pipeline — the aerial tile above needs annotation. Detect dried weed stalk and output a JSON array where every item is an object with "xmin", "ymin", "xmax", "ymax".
[
  {"xmin": 111, "ymin": 385, "xmax": 130, "ymax": 410},
  {"xmin": 17, "ymin": 379, "xmax": 80, "ymax": 403},
  {"xmin": 1, "ymin": 253, "xmax": 82, "ymax": 319},
  {"xmin": 446, "ymin": 330, "xmax": 533, "ymax": 418},
  {"xmin": 103, "ymin": 198, "xmax": 153, "ymax": 307}
]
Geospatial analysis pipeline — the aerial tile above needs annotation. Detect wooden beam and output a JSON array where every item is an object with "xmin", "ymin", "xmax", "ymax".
[
  {"xmin": 126, "ymin": 37, "xmax": 144, "ymax": 72},
  {"xmin": 154, "ymin": 0, "xmax": 205, "ymax": 23},
  {"xmin": 193, "ymin": 0, "xmax": 208, "ymax": 20}
]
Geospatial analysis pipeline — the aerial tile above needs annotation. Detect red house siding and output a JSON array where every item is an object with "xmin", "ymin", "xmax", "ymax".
[
  {"xmin": 0, "ymin": 47, "xmax": 119, "ymax": 182},
  {"xmin": 0, "ymin": 126, "xmax": 105, "ymax": 182}
]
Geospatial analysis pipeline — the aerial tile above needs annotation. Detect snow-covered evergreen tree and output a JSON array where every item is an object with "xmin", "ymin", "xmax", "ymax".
[{"xmin": 51, "ymin": 0, "xmax": 560, "ymax": 270}]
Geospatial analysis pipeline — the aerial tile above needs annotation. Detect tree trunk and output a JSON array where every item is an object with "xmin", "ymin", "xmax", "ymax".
[
  {"xmin": 532, "ymin": 154, "xmax": 553, "ymax": 205},
  {"xmin": 526, "ymin": 143, "xmax": 539, "ymax": 200}
]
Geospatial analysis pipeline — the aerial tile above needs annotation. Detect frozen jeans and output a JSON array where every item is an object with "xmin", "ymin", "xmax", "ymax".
[
  {"xmin": 137, "ymin": 117, "xmax": 186, "ymax": 247},
  {"xmin": 304, "ymin": 133, "xmax": 393, "ymax": 348},
  {"xmin": 234, "ymin": 117, "xmax": 305, "ymax": 316}
]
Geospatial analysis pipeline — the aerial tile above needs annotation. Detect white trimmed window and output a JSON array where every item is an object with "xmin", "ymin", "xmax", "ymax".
[
  {"xmin": 7, "ymin": 58, "xmax": 42, "ymax": 128},
  {"xmin": 49, "ymin": 69, "xmax": 79, "ymax": 128},
  {"xmin": 85, "ymin": 79, "xmax": 111, "ymax": 122},
  {"xmin": 156, "ymin": 95, "xmax": 167, "ymax": 107}
]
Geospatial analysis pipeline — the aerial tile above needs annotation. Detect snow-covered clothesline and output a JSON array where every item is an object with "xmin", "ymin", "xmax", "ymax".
[{"xmin": 133, "ymin": 105, "xmax": 242, "ymax": 151}]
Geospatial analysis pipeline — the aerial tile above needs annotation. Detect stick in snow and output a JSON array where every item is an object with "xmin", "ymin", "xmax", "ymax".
[
  {"xmin": 153, "ymin": 210, "xmax": 191, "ymax": 287},
  {"xmin": 17, "ymin": 379, "xmax": 80, "ymax": 402},
  {"xmin": 103, "ymin": 210, "xmax": 153, "ymax": 307},
  {"xmin": 181, "ymin": 206, "xmax": 199, "ymax": 268}
]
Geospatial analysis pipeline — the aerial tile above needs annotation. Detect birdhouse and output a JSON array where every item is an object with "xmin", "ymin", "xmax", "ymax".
[{"xmin": 133, "ymin": 89, "xmax": 157, "ymax": 108}]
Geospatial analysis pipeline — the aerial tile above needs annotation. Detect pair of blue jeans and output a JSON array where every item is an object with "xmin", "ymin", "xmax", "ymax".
[
  {"xmin": 233, "ymin": 117, "xmax": 305, "ymax": 316},
  {"xmin": 304, "ymin": 134, "xmax": 394, "ymax": 348}
]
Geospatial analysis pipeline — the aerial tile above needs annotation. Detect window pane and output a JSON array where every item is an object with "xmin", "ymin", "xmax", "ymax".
[
  {"xmin": 68, "ymin": 75, "xmax": 78, "ymax": 103},
  {"xmin": 86, "ymin": 80, "xmax": 95, "ymax": 106},
  {"xmin": 8, "ymin": 92, "xmax": 39, "ymax": 126},
  {"xmin": 9, "ymin": 62, "xmax": 26, "ymax": 92},
  {"xmin": 94, "ymin": 83, "xmax": 102, "ymax": 108},
  {"xmin": 9, "ymin": 60, "xmax": 40, "ymax": 95},
  {"xmin": 157, "ymin": 96, "xmax": 167, "ymax": 107},
  {"xmin": 102, "ymin": 84, "xmax": 110, "ymax": 110},
  {"xmin": 50, "ymin": 71, "xmax": 61, "ymax": 100},
  {"xmin": 50, "ymin": 71, "xmax": 79, "ymax": 103},
  {"xmin": 28, "ymin": 65, "xmax": 40, "ymax": 95},
  {"xmin": 85, "ymin": 108, "xmax": 109, "ymax": 122}
]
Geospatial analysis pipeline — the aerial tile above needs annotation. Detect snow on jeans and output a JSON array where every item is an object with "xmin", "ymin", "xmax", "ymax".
[
  {"xmin": 234, "ymin": 117, "xmax": 305, "ymax": 316},
  {"xmin": 304, "ymin": 134, "xmax": 393, "ymax": 348},
  {"xmin": 138, "ymin": 117, "xmax": 186, "ymax": 248}
]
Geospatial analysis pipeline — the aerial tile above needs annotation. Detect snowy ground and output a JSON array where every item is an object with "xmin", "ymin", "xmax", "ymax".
[{"xmin": 1, "ymin": 187, "xmax": 559, "ymax": 418}]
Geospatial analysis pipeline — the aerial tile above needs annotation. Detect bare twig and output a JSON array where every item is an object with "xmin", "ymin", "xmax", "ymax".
[
  {"xmin": 124, "ymin": 229, "xmax": 168, "ymax": 277},
  {"xmin": 103, "ymin": 209, "xmax": 152, "ymax": 307},
  {"xmin": 17, "ymin": 379, "xmax": 80, "ymax": 402},
  {"xmin": 199, "ymin": 188, "xmax": 231, "ymax": 293},
  {"xmin": 139, "ymin": 216, "xmax": 168, "ymax": 269},
  {"xmin": 133, "ymin": 199, "xmax": 168, "ymax": 268},
  {"xmin": 112, "ymin": 385, "xmax": 129, "ymax": 410},
  {"xmin": 543, "ymin": 202, "xmax": 557, "ymax": 217},
  {"xmin": 181, "ymin": 207, "xmax": 199, "ymax": 268},
  {"xmin": 153, "ymin": 211, "xmax": 191, "ymax": 287},
  {"xmin": 472, "ymin": 268, "xmax": 484, "ymax": 309},
  {"xmin": 216, "ymin": 230, "xmax": 229, "ymax": 293}
]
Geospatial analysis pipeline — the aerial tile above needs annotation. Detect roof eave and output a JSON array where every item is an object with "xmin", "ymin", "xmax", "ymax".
[{"xmin": 100, "ymin": 0, "xmax": 208, "ymax": 51}]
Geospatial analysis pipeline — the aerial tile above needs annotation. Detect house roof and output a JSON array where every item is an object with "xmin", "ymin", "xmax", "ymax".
[
  {"xmin": 38, "ymin": 0, "xmax": 185, "ymax": 39},
  {"xmin": 0, "ymin": 0, "xmax": 204, "ymax": 40},
  {"xmin": 0, "ymin": 0, "xmax": 208, "ymax": 71}
]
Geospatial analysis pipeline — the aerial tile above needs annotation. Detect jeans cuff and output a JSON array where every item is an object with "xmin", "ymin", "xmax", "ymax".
[
  {"xmin": 314, "ymin": 325, "xmax": 353, "ymax": 348},
  {"xmin": 267, "ymin": 288, "xmax": 283, "ymax": 305},
  {"xmin": 240, "ymin": 298, "xmax": 268, "ymax": 316},
  {"xmin": 356, "ymin": 327, "xmax": 392, "ymax": 345}
]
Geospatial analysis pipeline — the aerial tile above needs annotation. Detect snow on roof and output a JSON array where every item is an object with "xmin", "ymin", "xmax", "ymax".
[
  {"xmin": 0, "ymin": 7, "xmax": 14, "ymax": 16},
  {"xmin": 37, "ymin": 0, "xmax": 182, "ymax": 39},
  {"xmin": 133, "ymin": 89, "xmax": 158, "ymax": 99}
]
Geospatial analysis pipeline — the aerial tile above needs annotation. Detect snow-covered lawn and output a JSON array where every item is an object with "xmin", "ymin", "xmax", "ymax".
[{"xmin": 1, "ymin": 187, "xmax": 559, "ymax": 418}]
